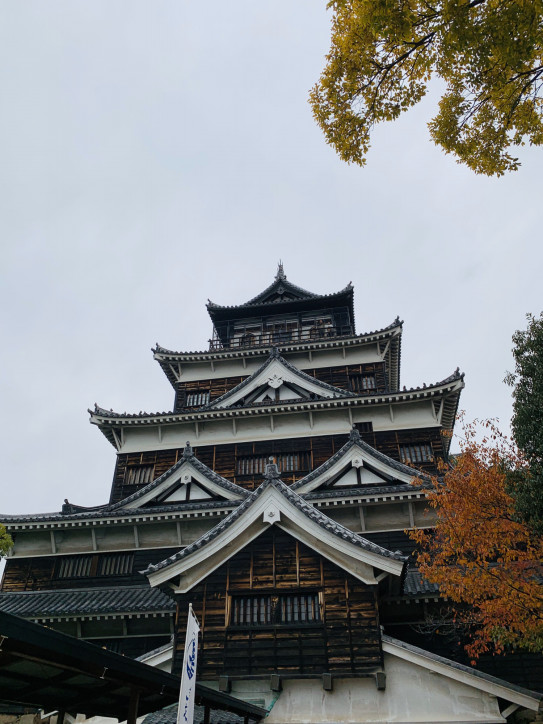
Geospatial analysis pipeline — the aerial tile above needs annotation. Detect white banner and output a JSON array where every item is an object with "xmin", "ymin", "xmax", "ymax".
[{"xmin": 177, "ymin": 604, "xmax": 200, "ymax": 724}]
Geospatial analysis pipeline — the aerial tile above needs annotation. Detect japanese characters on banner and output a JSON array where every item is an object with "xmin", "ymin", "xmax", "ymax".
[{"xmin": 177, "ymin": 604, "xmax": 200, "ymax": 724}]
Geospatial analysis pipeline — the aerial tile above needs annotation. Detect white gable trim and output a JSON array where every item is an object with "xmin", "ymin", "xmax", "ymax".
[
  {"xmin": 147, "ymin": 486, "xmax": 404, "ymax": 591},
  {"xmin": 137, "ymin": 642, "xmax": 174, "ymax": 671},
  {"xmin": 123, "ymin": 460, "xmax": 244, "ymax": 509},
  {"xmin": 382, "ymin": 637, "xmax": 542, "ymax": 713},
  {"xmin": 209, "ymin": 358, "xmax": 346, "ymax": 409},
  {"xmin": 295, "ymin": 443, "xmax": 417, "ymax": 495}
]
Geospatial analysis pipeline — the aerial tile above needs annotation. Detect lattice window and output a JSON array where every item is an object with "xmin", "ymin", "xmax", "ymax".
[
  {"xmin": 126, "ymin": 465, "xmax": 155, "ymax": 486},
  {"xmin": 186, "ymin": 391, "xmax": 210, "ymax": 407},
  {"xmin": 57, "ymin": 553, "xmax": 134, "ymax": 578},
  {"xmin": 280, "ymin": 593, "xmax": 320, "ymax": 623},
  {"xmin": 231, "ymin": 593, "xmax": 321, "ymax": 626},
  {"xmin": 236, "ymin": 452, "xmax": 311, "ymax": 476},
  {"xmin": 98, "ymin": 553, "xmax": 134, "ymax": 576},
  {"xmin": 350, "ymin": 374, "xmax": 376, "ymax": 392},
  {"xmin": 232, "ymin": 595, "xmax": 272, "ymax": 625},
  {"xmin": 400, "ymin": 443, "xmax": 433, "ymax": 464},
  {"xmin": 57, "ymin": 556, "xmax": 93, "ymax": 578},
  {"xmin": 237, "ymin": 456, "xmax": 268, "ymax": 476}
]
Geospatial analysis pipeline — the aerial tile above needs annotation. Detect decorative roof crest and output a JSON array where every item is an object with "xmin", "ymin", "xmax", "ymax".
[
  {"xmin": 349, "ymin": 426, "xmax": 362, "ymax": 443},
  {"xmin": 275, "ymin": 260, "xmax": 286, "ymax": 281},
  {"xmin": 183, "ymin": 441, "xmax": 194, "ymax": 458},
  {"xmin": 264, "ymin": 457, "xmax": 281, "ymax": 479}
]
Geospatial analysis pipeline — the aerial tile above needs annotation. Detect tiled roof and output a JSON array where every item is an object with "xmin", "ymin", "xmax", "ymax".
[
  {"xmin": 0, "ymin": 585, "xmax": 175, "ymax": 619},
  {"xmin": 90, "ymin": 369, "xmax": 463, "ymax": 423},
  {"xmin": 136, "ymin": 638, "xmax": 174, "ymax": 662},
  {"xmin": 144, "ymin": 464, "xmax": 407, "ymax": 576},
  {"xmin": 382, "ymin": 634, "xmax": 543, "ymax": 702},
  {"xmin": 305, "ymin": 483, "xmax": 425, "ymax": 502},
  {"xmin": 2, "ymin": 497, "xmax": 236, "ymax": 525},
  {"xmin": 108, "ymin": 443, "xmax": 248, "ymax": 511},
  {"xmin": 202, "ymin": 348, "xmax": 354, "ymax": 410},
  {"xmin": 206, "ymin": 266, "xmax": 353, "ymax": 311},
  {"xmin": 292, "ymin": 427, "xmax": 430, "ymax": 491},
  {"xmin": 402, "ymin": 568, "xmax": 441, "ymax": 597},
  {"xmin": 143, "ymin": 704, "xmax": 247, "ymax": 724}
]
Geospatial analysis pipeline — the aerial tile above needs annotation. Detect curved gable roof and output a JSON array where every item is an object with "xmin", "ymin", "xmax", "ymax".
[
  {"xmin": 204, "ymin": 348, "xmax": 354, "ymax": 410},
  {"xmin": 109, "ymin": 443, "xmax": 249, "ymax": 511},
  {"xmin": 293, "ymin": 428, "xmax": 430, "ymax": 495},
  {"xmin": 145, "ymin": 462, "xmax": 407, "ymax": 591},
  {"xmin": 206, "ymin": 265, "xmax": 352, "ymax": 312},
  {"xmin": 206, "ymin": 267, "xmax": 355, "ymax": 325}
]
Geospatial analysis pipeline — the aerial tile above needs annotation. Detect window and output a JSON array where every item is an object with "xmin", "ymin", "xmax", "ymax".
[
  {"xmin": 186, "ymin": 391, "xmax": 210, "ymax": 407},
  {"xmin": 240, "ymin": 333, "xmax": 257, "ymax": 348},
  {"xmin": 231, "ymin": 593, "xmax": 321, "ymax": 626},
  {"xmin": 98, "ymin": 553, "xmax": 134, "ymax": 576},
  {"xmin": 56, "ymin": 553, "xmax": 134, "ymax": 579},
  {"xmin": 126, "ymin": 465, "xmax": 155, "ymax": 486},
  {"xmin": 400, "ymin": 443, "xmax": 433, "ymax": 464},
  {"xmin": 237, "ymin": 456, "xmax": 267, "ymax": 476},
  {"xmin": 350, "ymin": 374, "xmax": 376, "ymax": 392},
  {"xmin": 57, "ymin": 556, "xmax": 93, "ymax": 578},
  {"xmin": 236, "ymin": 452, "xmax": 311, "ymax": 476}
]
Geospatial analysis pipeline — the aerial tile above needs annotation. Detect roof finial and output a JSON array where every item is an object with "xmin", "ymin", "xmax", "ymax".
[
  {"xmin": 264, "ymin": 456, "xmax": 281, "ymax": 479},
  {"xmin": 275, "ymin": 260, "xmax": 286, "ymax": 281},
  {"xmin": 183, "ymin": 441, "xmax": 194, "ymax": 458},
  {"xmin": 349, "ymin": 426, "xmax": 361, "ymax": 443}
]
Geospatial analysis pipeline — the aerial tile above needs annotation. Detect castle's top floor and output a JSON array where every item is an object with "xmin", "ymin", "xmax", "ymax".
[{"xmin": 206, "ymin": 264, "xmax": 356, "ymax": 351}]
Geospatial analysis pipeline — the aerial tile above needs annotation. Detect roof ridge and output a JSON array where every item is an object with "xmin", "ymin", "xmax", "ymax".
[
  {"xmin": 206, "ymin": 282, "xmax": 353, "ymax": 311},
  {"xmin": 144, "ymin": 462, "xmax": 406, "ymax": 577},
  {"xmin": 201, "ymin": 349, "xmax": 354, "ymax": 411},
  {"xmin": 292, "ymin": 429, "xmax": 429, "ymax": 491},
  {"xmin": 108, "ymin": 444, "xmax": 249, "ymax": 511}
]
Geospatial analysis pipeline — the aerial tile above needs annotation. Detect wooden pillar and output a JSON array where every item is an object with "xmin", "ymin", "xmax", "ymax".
[
  {"xmin": 127, "ymin": 687, "xmax": 140, "ymax": 724},
  {"xmin": 204, "ymin": 706, "xmax": 210, "ymax": 724}
]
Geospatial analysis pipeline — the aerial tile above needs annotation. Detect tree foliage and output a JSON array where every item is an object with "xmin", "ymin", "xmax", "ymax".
[
  {"xmin": 310, "ymin": 0, "xmax": 543, "ymax": 175},
  {"xmin": 505, "ymin": 312, "xmax": 543, "ymax": 533},
  {"xmin": 410, "ymin": 419, "xmax": 543, "ymax": 659},
  {"xmin": 0, "ymin": 524, "xmax": 12, "ymax": 558}
]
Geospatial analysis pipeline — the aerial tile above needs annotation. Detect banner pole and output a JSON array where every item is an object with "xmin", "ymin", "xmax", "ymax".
[{"xmin": 177, "ymin": 603, "xmax": 200, "ymax": 724}]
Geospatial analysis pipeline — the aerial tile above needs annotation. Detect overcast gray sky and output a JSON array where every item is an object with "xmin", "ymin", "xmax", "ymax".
[{"xmin": 1, "ymin": 2, "xmax": 542, "ymax": 515}]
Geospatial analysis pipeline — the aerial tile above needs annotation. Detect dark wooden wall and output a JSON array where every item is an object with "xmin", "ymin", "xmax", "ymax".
[
  {"xmin": 173, "ymin": 363, "xmax": 389, "ymax": 411},
  {"xmin": 173, "ymin": 528, "xmax": 382, "ymax": 680},
  {"xmin": 110, "ymin": 428, "xmax": 445, "ymax": 503}
]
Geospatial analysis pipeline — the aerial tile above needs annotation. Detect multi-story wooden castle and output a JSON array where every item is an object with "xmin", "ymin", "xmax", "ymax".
[{"xmin": 1, "ymin": 267, "xmax": 541, "ymax": 722}]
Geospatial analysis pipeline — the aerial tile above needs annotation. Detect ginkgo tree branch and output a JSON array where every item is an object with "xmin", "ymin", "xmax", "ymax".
[{"xmin": 311, "ymin": 0, "xmax": 543, "ymax": 174}]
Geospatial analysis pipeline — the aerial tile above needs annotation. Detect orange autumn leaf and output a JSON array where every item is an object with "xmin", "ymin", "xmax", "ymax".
[{"xmin": 410, "ymin": 416, "xmax": 543, "ymax": 658}]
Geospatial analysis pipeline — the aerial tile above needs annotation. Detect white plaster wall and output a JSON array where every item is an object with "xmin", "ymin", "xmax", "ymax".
[
  {"xmin": 168, "ymin": 343, "xmax": 384, "ymax": 383},
  {"xmin": 117, "ymin": 399, "xmax": 439, "ymax": 454},
  {"xmin": 265, "ymin": 656, "xmax": 504, "ymax": 724}
]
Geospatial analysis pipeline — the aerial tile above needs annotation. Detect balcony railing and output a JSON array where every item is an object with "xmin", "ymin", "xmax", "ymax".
[{"xmin": 208, "ymin": 325, "xmax": 355, "ymax": 351}]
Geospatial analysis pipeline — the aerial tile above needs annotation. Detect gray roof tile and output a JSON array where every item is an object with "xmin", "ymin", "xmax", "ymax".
[
  {"xmin": 0, "ymin": 585, "xmax": 175, "ymax": 619},
  {"xmin": 402, "ymin": 568, "xmax": 441, "ymax": 597},
  {"xmin": 109, "ymin": 443, "xmax": 248, "ymax": 511},
  {"xmin": 203, "ymin": 348, "xmax": 354, "ymax": 410},
  {"xmin": 144, "ymin": 464, "xmax": 407, "ymax": 576},
  {"xmin": 143, "ymin": 704, "xmax": 246, "ymax": 724},
  {"xmin": 292, "ymin": 427, "xmax": 430, "ymax": 491}
]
